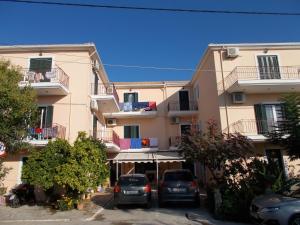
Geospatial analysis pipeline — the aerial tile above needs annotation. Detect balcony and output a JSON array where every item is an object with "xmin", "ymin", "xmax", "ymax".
[
  {"xmin": 167, "ymin": 101, "xmax": 198, "ymax": 117},
  {"xmin": 119, "ymin": 137, "xmax": 159, "ymax": 152},
  {"xmin": 226, "ymin": 119, "xmax": 282, "ymax": 142},
  {"xmin": 19, "ymin": 68, "xmax": 69, "ymax": 95},
  {"xmin": 25, "ymin": 123, "xmax": 66, "ymax": 146},
  {"xmin": 94, "ymin": 129, "xmax": 120, "ymax": 152},
  {"xmin": 103, "ymin": 101, "xmax": 157, "ymax": 118},
  {"xmin": 90, "ymin": 83, "xmax": 120, "ymax": 113},
  {"xmin": 218, "ymin": 66, "xmax": 300, "ymax": 94}
]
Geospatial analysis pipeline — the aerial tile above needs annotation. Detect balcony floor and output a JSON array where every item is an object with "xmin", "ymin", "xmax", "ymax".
[
  {"xmin": 227, "ymin": 79, "xmax": 300, "ymax": 93},
  {"xmin": 19, "ymin": 82, "xmax": 69, "ymax": 95}
]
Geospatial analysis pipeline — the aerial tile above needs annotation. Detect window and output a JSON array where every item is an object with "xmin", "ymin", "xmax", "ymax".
[
  {"xmin": 124, "ymin": 92, "xmax": 138, "ymax": 103},
  {"xmin": 265, "ymin": 149, "xmax": 284, "ymax": 173},
  {"xmin": 92, "ymin": 116, "xmax": 98, "ymax": 138},
  {"xmin": 37, "ymin": 106, "xmax": 53, "ymax": 128},
  {"xmin": 254, "ymin": 104, "xmax": 284, "ymax": 134},
  {"xmin": 124, "ymin": 125, "xmax": 139, "ymax": 138},
  {"xmin": 257, "ymin": 55, "xmax": 280, "ymax": 79},
  {"xmin": 29, "ymin": 58, "xmax": 52, "ymax": 82}
]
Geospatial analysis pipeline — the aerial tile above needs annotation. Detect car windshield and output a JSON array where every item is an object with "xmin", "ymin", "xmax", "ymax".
[
  {"xmin": 164, "ymin": 171, "xmax": 193, "ymax": 182},
  {"xmin": 119, "ymin": 176, "xmax": 147, "ymax": 186}
]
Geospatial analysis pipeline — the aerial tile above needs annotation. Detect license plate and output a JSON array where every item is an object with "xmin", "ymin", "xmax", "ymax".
[
  {"xmin": 172, "ymin": 188, "xmax": 186, "ymax": 193},
  {"xmin": 124, "ymin": 190, "xmax": 139, "ymax": 195}
]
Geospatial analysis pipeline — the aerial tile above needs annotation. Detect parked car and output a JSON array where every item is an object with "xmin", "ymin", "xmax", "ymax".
[
  {"xmin": 114, "ymin": 174, "xmax": 152, "ymax": 208},
  {"xmin": 250, "ymin": 179, "xmax": 300, "ymax": 225},
  {"xmin": 158, "ymin": 169, "xmax": 199, "ymax": 207}
]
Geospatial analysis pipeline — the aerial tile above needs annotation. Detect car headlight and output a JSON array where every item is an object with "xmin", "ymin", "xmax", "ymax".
[{"xmin": 260, "ymin": 207, "xmax": 280, "ymax": 213}]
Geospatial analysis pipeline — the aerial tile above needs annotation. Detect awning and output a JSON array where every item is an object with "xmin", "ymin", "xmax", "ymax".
[
  {"xmin": 155, "ymin": 151, "xmax": 185, "ymax": 163},
  {"xmin": 112, "ymin": 151, "xmax": 185, "ymax": 163},
  {"xmin": 113, "ymin": 152, "xmax": 155, "ymax": 163}
]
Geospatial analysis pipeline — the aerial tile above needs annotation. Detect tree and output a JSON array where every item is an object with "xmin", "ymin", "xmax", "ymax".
[
  {"xmin": 179, "ymin": 120, "xmax": 255, "ymax": 185},
  {"xmin": 0, "ymin": 60, "xmax": 37, "ymax": 152},
  {"xmin": 22, "ymin": 132, "xmax": 109, "ymax": 196},
  {"xmin": 267, "ymin": 93, "xmax": 300, "ymax": 160}
]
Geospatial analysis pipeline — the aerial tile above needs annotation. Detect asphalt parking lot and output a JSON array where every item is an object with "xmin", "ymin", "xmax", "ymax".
[{"xmin": 0, "ymin": 190, "xmax": 253, "ymax": 225}]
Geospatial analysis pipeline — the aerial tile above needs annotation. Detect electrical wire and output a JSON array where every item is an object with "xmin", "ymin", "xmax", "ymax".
[
  {"xmin": 1, "ymin": 0, "xmax": 300, "ymax": 16},
  {"xmin": 0, "ymin": 54, "xmax": 222, "ymax": 72}
]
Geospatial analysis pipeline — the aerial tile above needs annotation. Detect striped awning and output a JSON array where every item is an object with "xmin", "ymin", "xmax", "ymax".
[{"xmin": 112, "ymin": 151, "xmax": 185, "ymax": 163}]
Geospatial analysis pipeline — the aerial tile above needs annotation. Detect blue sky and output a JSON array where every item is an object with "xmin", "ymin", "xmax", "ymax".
[{"xmin": 0, "ymin": 0, "xmax": 300, "ymax": 82}]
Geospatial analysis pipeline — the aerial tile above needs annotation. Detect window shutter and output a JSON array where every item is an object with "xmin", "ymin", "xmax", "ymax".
[
  {"xmin": 134, "ymin": 93, "xmax": 138, "ymax": 103},
  {"xmin": 124, "ymin": 126, "xmax": 130, "ymax": 138},
  {"xmin": 124, "ymin": 93, "xmax": 129, "ymax": 103},
  {"xmin": 45, "ymin": 106, "xmax": 53, "ymax": 128},
  {"xmin": 254, "ymin": 104, "xmax": 267, "ymax": 134}
]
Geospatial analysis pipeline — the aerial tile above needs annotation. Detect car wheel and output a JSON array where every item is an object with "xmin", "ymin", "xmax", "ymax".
[{"xmin": 289, "ymin": 215, "xmax": 300, "ymax": 225}]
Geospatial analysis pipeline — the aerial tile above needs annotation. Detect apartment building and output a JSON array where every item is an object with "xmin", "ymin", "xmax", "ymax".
[
  {"xmin": 1, "ymin": 43, "xmax": 200, "ymax": 191},
  {"xmin": 91, "ymin": 81, "xmax": 200, "ymax": 185},
  {"xmin": 0, "ymin": 43, "xmax": 110, "ymax": 191},
  {"xmin": 191, "ymin": 42, "xmax": 300, "ymax": 180}
]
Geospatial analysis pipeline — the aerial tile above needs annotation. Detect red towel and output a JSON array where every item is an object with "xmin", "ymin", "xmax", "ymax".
[{"xmin": 149, "ymin": 102, "xmax": 156, "ymax": 110}]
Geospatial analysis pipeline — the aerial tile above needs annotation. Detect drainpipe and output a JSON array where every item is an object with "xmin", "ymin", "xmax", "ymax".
[{"xmin": 219, "ymin": 48, "xmax": 230, "ymax": 134}]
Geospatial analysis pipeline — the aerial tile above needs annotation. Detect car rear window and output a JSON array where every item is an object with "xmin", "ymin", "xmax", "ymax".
[
  {"xmin": 119, "ymin": 176, "xmax": 147, "ymax": 186},
  {"xmin": 164, "ymin": 171, "xmax": 193, "ymax": 182}
]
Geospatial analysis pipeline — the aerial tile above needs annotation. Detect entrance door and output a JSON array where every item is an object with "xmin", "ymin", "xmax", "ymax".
[
  {"xmin": 265, "ymin": 149, "xmax": 284, "ymax": 174},
  {"xmin": 179, "ymin": 91, "xmax": 190, "ymax": 111},
  {"xmin": 180, "ymin": 124, "xmax": 191, "ymax": 136}
]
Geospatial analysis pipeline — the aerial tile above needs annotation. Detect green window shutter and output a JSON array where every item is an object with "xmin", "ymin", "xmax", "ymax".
[
  {"xmin": 134, "ymin": 93, "xmax": 138, "ymax": 103},
  {"xmin": 45, "ymin": 106, "xmax": 53, "ymax": 128},
  {"xmin": 29, "ymin": 58, "xmax": 52, "ymax": 73},
  {"xmin": 124, "ymin": 93, "xmax": 129, "ymax": 103},
  {"xmin": 132, "ymin": 126, "xmax": 139, "ymax": 138},
  {"xmin": 254, "ymin": 104, "xmax": 267, "ymax": 134},
  {"xmin": 124, "ymin": 126, "xmax": 131, "ymax": 138}
]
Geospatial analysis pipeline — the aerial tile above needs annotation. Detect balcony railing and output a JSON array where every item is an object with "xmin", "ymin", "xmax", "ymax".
[
  {"xmin": 91, "ymin": 83, "xmax": 119, "ymax": 104},
  {"xmin": 20, "ymin": 67, "xmax": 69, "ymax": 89},
  {"xmin": 119, "ymin": 137, "xmax": 158, "ymax": 150},
  {"xmin": 168, "ymin": 101, "xmax": 198, "ymax": 111},
  {"xmin": 26, "ymin": 123, "xmax": 66, "ymax": 141},
  {"xmin": 95, "ymin": 129, "xmax": 120, "ymax": 147},
  {"xmin": 227, "ymin": 119, "xmax": 283, "ymax": 135},
  {"xmin": 119, "ymin": 101, "xmax": 157, "ymax": 112},
  {"xmin": 218, "ymin": 66, "xmax": 300, "ymax": 92}
]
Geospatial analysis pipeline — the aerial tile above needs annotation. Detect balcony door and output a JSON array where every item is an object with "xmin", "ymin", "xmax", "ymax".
[
  {"xmin": 37, "ymin": 106, "xmax": 53, "ymax": 128},
  {"xmin": 29, "ymin": 58, "xmax": 52, "ymax": 82},
  {"xmin": 124, "ymin": 125, "xmax": 139, "ymax": 138},
  {"xmin": 257, "ymin": 55, "xmax": 280, "ymax": 79},
  {"xmin": 179, "ymin": 90, "xmax": 190, "ymax": 111},
  {"xmin": 254, "ymin": 104, "xmax": 284, "ymax": 134}
]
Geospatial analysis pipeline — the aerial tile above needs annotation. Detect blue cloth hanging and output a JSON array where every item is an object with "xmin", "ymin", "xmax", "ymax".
[{"xmin": 130, "ymin": 138, "xmax": 142, "ymax": 149}]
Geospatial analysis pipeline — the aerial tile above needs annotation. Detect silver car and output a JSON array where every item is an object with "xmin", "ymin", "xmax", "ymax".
[{"xmin": 250, "ymin": 179, "xmax": 300, "ymax": 225}]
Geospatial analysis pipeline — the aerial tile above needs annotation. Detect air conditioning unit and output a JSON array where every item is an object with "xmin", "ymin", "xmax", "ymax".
[
  {"xmin": 232, "ymin": 92, "xmax": 245, "ymax": 104},
  {"xmin": 90, "ymin": 99, "xmax": 98, "ymax": 111},
  {"xmin": 227, "ymin": 47, "xmax": 239, "ymax": 58},
  {"xmin": 107, "ymin": 118, "xmax": 117, "ymax": 126},
  {"xmin": 171, "ymin": 117, "xmax": 180, "ymax": 124}
]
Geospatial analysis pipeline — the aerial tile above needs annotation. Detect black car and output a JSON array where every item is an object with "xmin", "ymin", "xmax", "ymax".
[
  {"xmin": 114, "ymin": 174, "xmax": 152, "ymax": 208},
  {"xmin": 158, "ymin": 169, "xmax": 199, "ymax": 207}
]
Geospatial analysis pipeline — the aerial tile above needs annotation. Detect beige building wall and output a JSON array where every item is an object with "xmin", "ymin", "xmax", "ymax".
[{"xmin": 0, "ymin": 44, "xmax": 108, "ymax": 192}]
